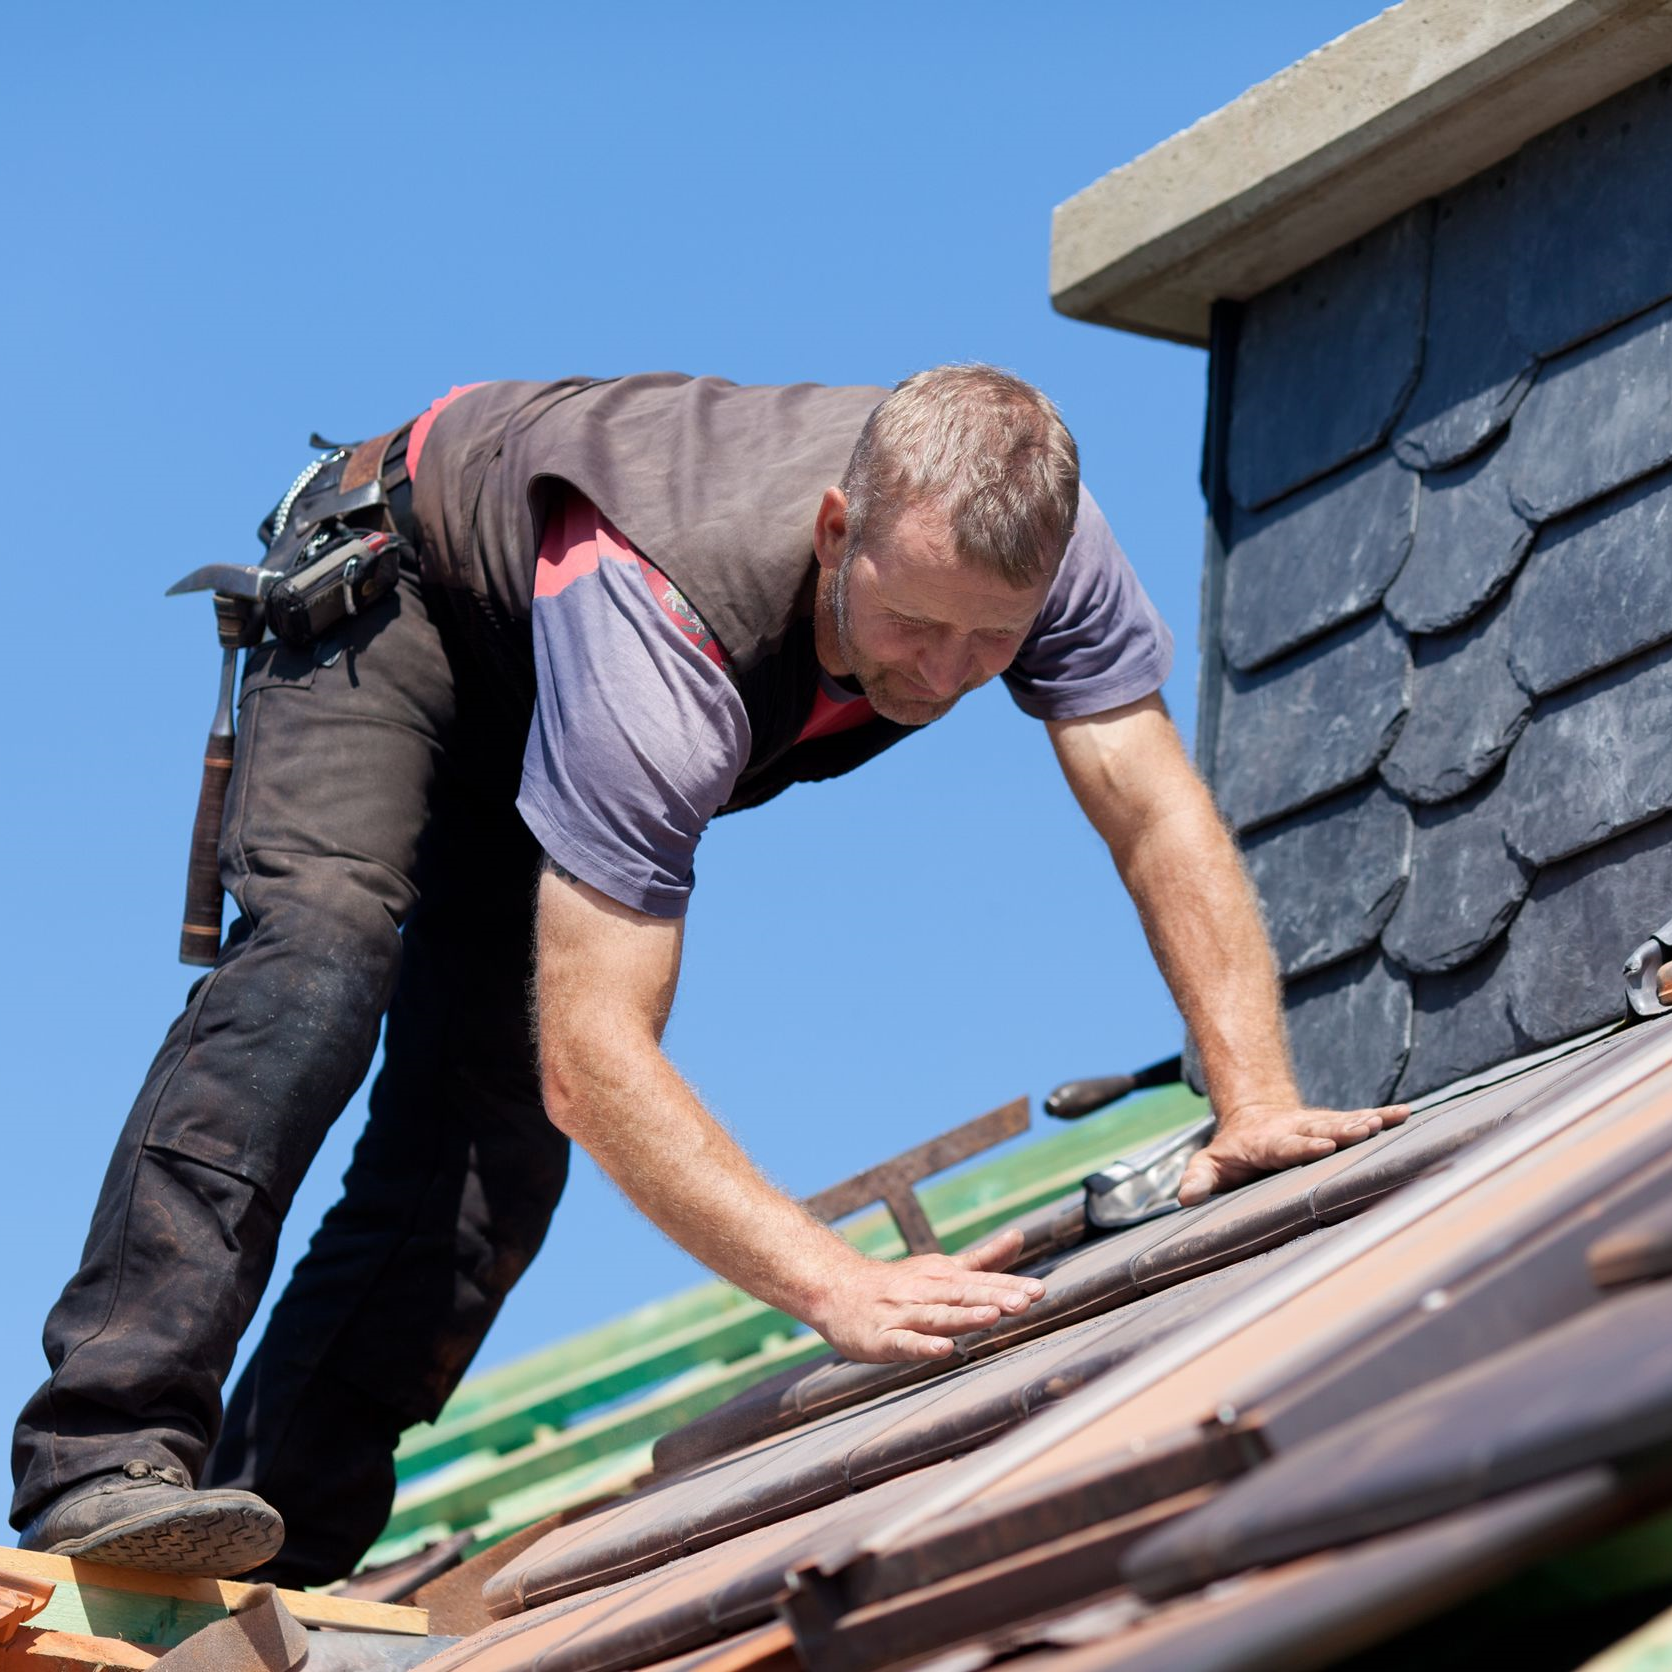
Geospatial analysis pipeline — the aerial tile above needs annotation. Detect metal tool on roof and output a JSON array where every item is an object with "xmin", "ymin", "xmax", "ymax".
[
  {"xmin": 1043, "ymin": 1054, "xmax": 1182, "ymax": 1120},
  {"xmin": 1082, "ymin": 1113, "xmax": 1217, "ymax": 1230},
  {"xmin": 800, "ymin": 1098, "xmax": 1030, "ymax": 1257},
  {"xmin": 1623, "ymin": 916, "xmax": 1672, "ymax": 1017}
]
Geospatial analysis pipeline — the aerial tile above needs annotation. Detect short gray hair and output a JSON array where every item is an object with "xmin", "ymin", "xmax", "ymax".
[{"xmin": 839, "ymin": 364, "xmax": 1080, "ymax": 587}]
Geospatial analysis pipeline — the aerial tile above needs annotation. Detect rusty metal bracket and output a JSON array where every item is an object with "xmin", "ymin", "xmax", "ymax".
[
  {"xmin": 1623, "ymin": 915, "xmax": 1672, "ymax": 1018},
  {"xmin": 801, "ymin": 1097, "xmax": 1029, "ymax": 1256}
]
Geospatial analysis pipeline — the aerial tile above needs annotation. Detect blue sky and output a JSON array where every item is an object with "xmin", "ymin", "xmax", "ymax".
[{"xmin": 1, "ymin": 1, "xmax": 1385, "ymax": 1469}]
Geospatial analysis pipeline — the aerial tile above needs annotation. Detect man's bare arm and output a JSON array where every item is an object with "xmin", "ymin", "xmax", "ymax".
[
  {"xmin": 531, "ymin": 863, "xmax": 1044, "ymax": 1361},
  {"xmin": 1047, "ymin": 694, "xmax": 1407, "ymax": 1204}
]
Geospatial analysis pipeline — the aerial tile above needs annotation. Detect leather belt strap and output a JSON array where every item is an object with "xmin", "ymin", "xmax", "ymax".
[
  {"xmin": 341, "ymin": 421, "xmax": 415, "ymax": 494},
  {"xmin": 150, "ymin": 1584, "xmax": 309, "ymax": 1671}
]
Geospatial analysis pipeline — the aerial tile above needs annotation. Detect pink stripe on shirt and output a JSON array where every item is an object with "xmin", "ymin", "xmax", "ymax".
[
  {"xmin": 406, "ymin": 383, "xmax": 488, "ymax": 482},
  {"xmin": 535, "ymin": 489, "xmax": 730, "ymax": 669}
]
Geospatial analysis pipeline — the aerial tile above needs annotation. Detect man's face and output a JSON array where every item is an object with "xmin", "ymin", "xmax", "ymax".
[{"xmin": 822, "ymin": 500, "xmax": 1053, "ymax": 727}]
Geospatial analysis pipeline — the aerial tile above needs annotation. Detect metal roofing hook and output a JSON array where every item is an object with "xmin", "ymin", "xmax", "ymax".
[{"xmin": 1623, "ymin": 916, "xmax": 1672, "ymax": 1018}]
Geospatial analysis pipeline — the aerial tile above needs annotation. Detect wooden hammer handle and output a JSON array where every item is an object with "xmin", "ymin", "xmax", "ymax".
[{"xmin": 180, "ymin": 731, "xmax": 235, "ymax": 966}]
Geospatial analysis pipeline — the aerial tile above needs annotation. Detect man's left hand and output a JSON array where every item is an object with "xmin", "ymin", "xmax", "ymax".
[{"xmin": 1176, "ymin": 1101, "xmax": 1411, "ymax": 1206}]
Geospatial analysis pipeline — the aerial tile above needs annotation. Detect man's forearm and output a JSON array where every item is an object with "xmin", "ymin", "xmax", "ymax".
[
  {"xmin": 1111, "ymin": 780, "xmax": 1301, "ymax": 1119},
  {"xmin": 531, "ymin": 865, "xmax": 1044, "ymax": 1360},
  {"xmin": 542, "ymin": 1031, "xmax": 861, "ymax": 1323}
]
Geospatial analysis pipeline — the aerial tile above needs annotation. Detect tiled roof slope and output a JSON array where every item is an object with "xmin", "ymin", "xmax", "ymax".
[
  {"xmin": 411, "ymin": 1018, "xmax": 1672, "ymax": 1671},
  {"xmin": 1206, "ymin": 67, "xmax": 1672, "ymax": 1105}
]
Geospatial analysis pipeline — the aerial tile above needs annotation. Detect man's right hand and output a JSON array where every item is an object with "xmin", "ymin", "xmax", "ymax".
[{"xmin": 807, "ymin": 1228, "xmax": 1046, "ymax": 1363}]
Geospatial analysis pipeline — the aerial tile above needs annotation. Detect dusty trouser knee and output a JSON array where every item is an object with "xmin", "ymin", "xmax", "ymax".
[{"xmin": 206, "ymin": 776, "xmax": 563, "ymax": 1584}]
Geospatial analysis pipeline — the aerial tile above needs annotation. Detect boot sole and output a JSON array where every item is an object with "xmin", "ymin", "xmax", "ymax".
[{"xmin": 44, "ymin": 1498, "xmax": 285, "ymax": 1578}]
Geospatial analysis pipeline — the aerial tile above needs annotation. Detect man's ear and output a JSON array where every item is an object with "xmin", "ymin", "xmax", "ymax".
[{"xmin": 813, "ymin": 486, "xmax": 849, "ymax": 573}]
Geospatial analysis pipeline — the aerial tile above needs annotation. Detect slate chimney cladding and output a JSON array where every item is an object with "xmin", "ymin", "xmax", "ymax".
[{"xmin": 1203, "ymin": 67, "xmax": 1672, "ymax": 1106}]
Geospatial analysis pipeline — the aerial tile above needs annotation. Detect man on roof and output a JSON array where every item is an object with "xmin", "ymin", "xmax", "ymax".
[{"xmin": 11, "ymin": 366, "xmax": 1405, "ymax": 1586}]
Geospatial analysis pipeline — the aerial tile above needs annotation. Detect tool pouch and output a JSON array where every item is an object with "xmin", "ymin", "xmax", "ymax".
[
  {"xmin": 267, "ymin": 529, "xmax": 404, "ymax": 647},
  {"xmin": 256, "ymin": 424, "xmax": 415, "ymax": 645}
]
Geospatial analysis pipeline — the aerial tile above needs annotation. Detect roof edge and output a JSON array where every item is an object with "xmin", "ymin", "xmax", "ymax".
[{"xmin": 1051, "ymin": 0, "xmax": 1672, "ymax": 347}]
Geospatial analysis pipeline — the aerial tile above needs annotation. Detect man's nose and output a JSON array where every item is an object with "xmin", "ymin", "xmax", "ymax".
[{"xmin": 917, "ymin": 637, "xmax": 975, "ymax": 697}]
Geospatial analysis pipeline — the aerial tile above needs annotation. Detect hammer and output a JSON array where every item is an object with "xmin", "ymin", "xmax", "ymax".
[{"xmin": 170, "ymin": 577, "xmax": 274, "ymax": 965}]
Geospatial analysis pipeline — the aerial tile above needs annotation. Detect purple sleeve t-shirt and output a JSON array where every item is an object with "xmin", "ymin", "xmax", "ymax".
[{"xmin": 515, "ymin": 484, "xmax": 1173, "ymax": 918}]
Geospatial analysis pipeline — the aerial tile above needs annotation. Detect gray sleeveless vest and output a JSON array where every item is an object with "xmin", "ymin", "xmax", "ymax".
[{"xmin": 411, "ymin": 374, "xmax": 919, "ymax": 811}]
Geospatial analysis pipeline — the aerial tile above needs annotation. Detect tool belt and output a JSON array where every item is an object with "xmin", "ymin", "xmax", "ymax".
[{"xmin": 241, "ymin": 424, "xmax": 416, "ymax": 644}]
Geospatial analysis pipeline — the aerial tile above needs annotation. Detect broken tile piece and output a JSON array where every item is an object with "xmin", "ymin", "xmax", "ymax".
[
  {"xmin": 1383, "ymin": 775, "xmax": 1533, "ymax": 976},
  {"xmin": 1284, "ymin": 951, "xmax": 1411, "ymax": 1108},
  {"xmin": 1397, "ymin": 944, "xmax": 1523, "ymax": 1101},
  {"xmin": 1501, "ymin": 641, "xmax": 1672, "ymax": 867},
  {"xmin": 1228, "ymin": 206, "xmax": 1431, "ymax": 510},
  {"xmin": 1243, "ymin": 784, "xmax": 1410, "ymax": 978},
  {"xmin": 1505, "ymin": 296, "xmax": 1672, "ymax": 524},
  {"xmin": 1507, "ymin": 814, "xmax": 1672, "ymax": 1044},
  {"xmin": 1383, "ymin": 439, "xmax": 1533, "ymax": 634},
  {"xmin": 1221, "ymin": 452, "xmax": 1417, "ymax": 672},
  {"xmin": 1509, "ymin": 467, "xmax": 1672, "ymax": 696},
  {"xmin": 1214, "ymin": 614, "xmax": 1410, "ymax": 832},
  {"xmin": 1395, "ymin": 161, "xmax": 1537, "ymax": 471},
  {"xmin": 1380, "ymin": 593, "xmax": 1531, "ymax": 805},
  {"xmin": 1508, "ymin": 69, "xmax": 1672, "ymax": 360}
]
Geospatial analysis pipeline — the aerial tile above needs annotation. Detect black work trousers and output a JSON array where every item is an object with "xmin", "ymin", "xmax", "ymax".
[{"xmin": 11, "ymin": 557, "xmax": 570, "ymax": 1585}]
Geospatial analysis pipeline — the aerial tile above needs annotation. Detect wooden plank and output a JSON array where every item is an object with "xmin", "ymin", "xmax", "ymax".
[
  {"xmin": 385, "ymin": 1333, "xmax": 828, "ymax": 1538},
  {"xmin": 396, "ymin": 1308, "xmax": 800, "ymax": 1480},
  {"xmin": 0, "ymin": 1551, "xmax": 425, "ymax": 1646},
  {"xmin": 430, "ymin": 1285, "xmax": 771, "ymax": 1422}
]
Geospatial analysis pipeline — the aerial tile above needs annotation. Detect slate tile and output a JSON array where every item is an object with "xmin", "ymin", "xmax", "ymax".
[
  {"xmin": 1508, "ymin": 69, "xmax": 1672, "ymax": 360},
  {"xmin": 1507, "ymin": 813, "xmax": 1672, "ymax": 1045},
  {"xmin": 1509, "ymin": 466, "xmax": 1672, "ymax": 696},
  {"xmin": 1382, "ymin": 773, "xmax": 1533, "ymax": 975},
  {"xmin": 1228, "ymin": 205, "xmax": 1431, "ymax": 510},
  {"xmin": 1380, "ymin": 592, "xmax": 1531, "ymax": 805},
  {"xmin": 1214, "ymin": 613, "xmax": 1411, "ymax": 832},
  {"xmin": 1382, "ymin": 437, "xmax": 1533, "ymax": 634},
  {"xmin": 1394, "ymin": 160, "xmax": 1537, "ymax": 471},
  {"xmin": 1505, "ymin": 295, "xmax": 1672, "ymax": 524},
  {"xmin": 1284, "ymin": 951, "xmax": 1411, "ymax": 1108},
  {"xmin": 1396, "ymin": 943, "xmax": 1523, "ymax": 1101},
  {"xmin": 1501, "ymin": 640, "xmax": 1672, "ymax": 867},
  {"xmin": 1242, "ymin": 783, "xmax": 1410, "ymax": 978},
  {"xmin": 1221, "ymin": 452, "xmax": 1417, "ymax": 672}
]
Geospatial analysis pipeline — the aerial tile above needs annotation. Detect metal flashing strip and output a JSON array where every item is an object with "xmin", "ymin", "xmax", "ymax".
[{"xmin": 823, "ymin": 1017, "xmax": 1672, "ymax": 1568}]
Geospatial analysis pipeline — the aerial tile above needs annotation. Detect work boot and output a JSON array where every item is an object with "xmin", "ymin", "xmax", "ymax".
[{"xmin": 18, "ymin": 1461, "xmax": 285, "ymax": 1577}]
